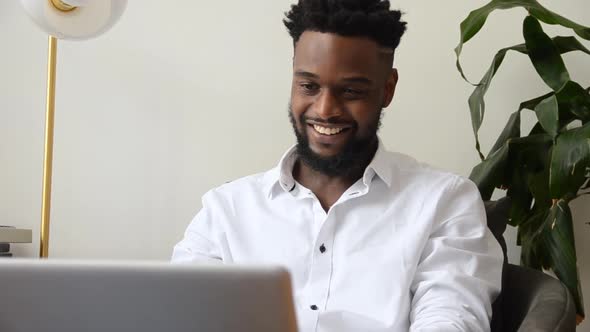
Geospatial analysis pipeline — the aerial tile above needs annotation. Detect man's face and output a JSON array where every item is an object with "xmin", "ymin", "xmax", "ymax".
[{"xmin": 289, "ymin": 31, "xmax": 398, "ymax": 176}]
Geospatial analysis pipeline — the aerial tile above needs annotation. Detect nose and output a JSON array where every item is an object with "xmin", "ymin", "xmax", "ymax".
[{"xmin": 314, "ymin": 89, "xmax": 342, "ymax": 120}]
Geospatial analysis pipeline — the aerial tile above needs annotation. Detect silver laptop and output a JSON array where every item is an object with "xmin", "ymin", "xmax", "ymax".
[{"xmin": 0, "ymin": 259, "xmax": 298, "ymax": 332}]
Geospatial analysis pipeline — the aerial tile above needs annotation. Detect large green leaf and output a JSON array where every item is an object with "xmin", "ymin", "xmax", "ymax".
[
  {"xmin": 521, "ymin": 92, "xmax": 554, "ymax": 112},
  {"xmin": 507, "ymin": 134, "xmax": 552, "ymax": 225},
  {"xmin": 465, "ymin": 36, "xmax": 587, "ymax": 157},
  {"xmin": 528, "ymin": 7, "xmax": 590, "ymax": 39},
  {"xmin": 524, "ymin": 16, "xmax": 570, "ymax": 91},
  {"xmin": 518, "ymin": 208, "xmax": 549, "ymax": 267},
  {"xmin": 469, "ymin": 134, "xmax": 553, "ymax": 200},
  {"xmin": 552, "ymin": 36, "xmax": 590, "ymax": 55},
  {"xmin": 542, "ymin": 200, "xmax": 585, "ymax": 317},
  {"xmin": 467, "ymin": 45, "xmax": 526, "ymax": 159},
  {"xmin": 534, "ymin": 94, "xmax": 559, "ymax": 137},
  {"xmin": 470, "ymin": 144, "xmax": 510, "ymax": 200},
  {"xmin": 506, "ymin": 158, "xmax": 534, "ymax": 228},
  {"xmin": 549, "ymin": 122, "xmax": 590, "ymax": 198},
  {"xmin": 489, "ymin": 111, "xmax": 521, "ymax": 156},
  {"xmin": 556, "ymin": 81, "xmax": 590, "ymax": 122},
  {"xmin": 455, "ymin": 0, "xmax": 590, "ymax": 82},
  {"xmin": 527, "ymin": 147, "xmax": 552, "ymax": 209}
]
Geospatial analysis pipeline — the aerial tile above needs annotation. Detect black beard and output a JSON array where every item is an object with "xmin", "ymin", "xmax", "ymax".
[{"xmin": 288, "ymin": 107, "xmax": 382, "ymax": 178}]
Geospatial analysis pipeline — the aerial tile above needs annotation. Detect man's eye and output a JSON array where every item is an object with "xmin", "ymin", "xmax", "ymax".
[
  {"xmin": 343, "ymin": 88, "xmax": 365, "ymax": 97},
  {"xmin": 299, "ymin": 83, "xmax": 319, "ymax": 93}
]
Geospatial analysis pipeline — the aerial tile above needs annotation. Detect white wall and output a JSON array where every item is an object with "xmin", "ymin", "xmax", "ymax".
[{"xmin": 1, "ymin": 0, "xmax": 589, "ymax": 328}]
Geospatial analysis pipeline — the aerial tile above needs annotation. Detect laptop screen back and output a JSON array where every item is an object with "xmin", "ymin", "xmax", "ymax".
[{"xmin": 0, "ymin": 259, "xmax": 298, "ymax": 332}]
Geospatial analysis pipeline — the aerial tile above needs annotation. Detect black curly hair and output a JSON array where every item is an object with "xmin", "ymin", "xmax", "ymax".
[{"xmin": 283, "ymin": 0, "xmax": 406, "ymax": 52}]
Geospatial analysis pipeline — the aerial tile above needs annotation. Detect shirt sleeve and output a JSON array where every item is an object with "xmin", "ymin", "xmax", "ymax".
[
  {"xmin": 409, "ymin": 177, "xmax": 503, "ymax": 332},
  {"xmin": 171, "ymin": 191, "xmax": 224, "ymax": 264}
]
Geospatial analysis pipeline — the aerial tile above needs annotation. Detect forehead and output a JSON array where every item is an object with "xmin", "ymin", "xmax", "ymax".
[{"xmin": 293, "ymin": 31, "xmax": 384, "ymax": 78}]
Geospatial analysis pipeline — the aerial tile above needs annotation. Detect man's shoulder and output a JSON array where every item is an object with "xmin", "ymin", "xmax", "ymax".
[{"xmin": 384, "ymin": 150, "xmax": 470, "ymax": 189}]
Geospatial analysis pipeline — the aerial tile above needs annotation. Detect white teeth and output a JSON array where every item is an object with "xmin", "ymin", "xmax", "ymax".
[{"xmin": 313, "ymin": 125, "xmax": 344, "ymax": 135}]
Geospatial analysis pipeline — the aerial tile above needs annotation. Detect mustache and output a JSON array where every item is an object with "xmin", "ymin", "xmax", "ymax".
[
  {"xmin": 291, "ymin": 109, "xmax": 358, "ymax": 128},
  {"xmin": 288, "ymin": 103, "xmax": 354, "ymax": 125}
]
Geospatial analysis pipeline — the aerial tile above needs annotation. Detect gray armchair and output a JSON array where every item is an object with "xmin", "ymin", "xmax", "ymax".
[{"xmin": 486, "ymin": 198, "xmax": 577, "ymax": 332}]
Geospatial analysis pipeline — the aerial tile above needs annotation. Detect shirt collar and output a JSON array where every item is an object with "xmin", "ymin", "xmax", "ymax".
[
  {"xmin": 263, "ymin": 138, "xmax": 393, "ymax": 199},
  {"xmin": 262, "ymin": 146, "xmax": 298, "ymax": 199},
  {"xmin": 366, "ymin": 139, "xmax": 393, "ymax": 188}
]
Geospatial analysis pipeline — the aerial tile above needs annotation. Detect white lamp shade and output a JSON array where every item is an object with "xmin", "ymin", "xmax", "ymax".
[{"xmin": 20, "ymin": 0, "xmax": 127, "ymax": 40}]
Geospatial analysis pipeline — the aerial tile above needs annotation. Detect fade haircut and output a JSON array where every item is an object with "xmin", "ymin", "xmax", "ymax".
[{"xmin": 283, "ymin": 0, "xmax": 407, "ymax": 53}]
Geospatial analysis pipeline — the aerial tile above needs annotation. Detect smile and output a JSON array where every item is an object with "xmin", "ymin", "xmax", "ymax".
[
  {"xmin": 313, "ymin": 125, "xmax": 344, "ymax": 135},
  {"xmin": 312, "ymin": 124, "xmax": 352, "ymax": 136}
]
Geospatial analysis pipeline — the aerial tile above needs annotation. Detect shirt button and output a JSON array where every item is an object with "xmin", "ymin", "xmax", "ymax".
[
  {"xmin": 310, "ymin": 305, "xmax": 318, "ymax": 310},
  {"xmin": 319, "ymin": 244, "xmax": 326, "ymax": 253}
]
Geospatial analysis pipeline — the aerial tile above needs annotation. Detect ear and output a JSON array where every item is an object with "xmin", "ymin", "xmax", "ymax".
[{"xmin": 382, "ymin": 68, "xmax": 398, "ymax": 108}]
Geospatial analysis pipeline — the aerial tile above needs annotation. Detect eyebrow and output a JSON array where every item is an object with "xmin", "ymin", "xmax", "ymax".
[
  {"xmin": 294, "ymin": 70, "xmax": 373, "ymax": 86},
  {"xmin": 294, "ymin": 70, "xmax": 319, "ymax": 79}
]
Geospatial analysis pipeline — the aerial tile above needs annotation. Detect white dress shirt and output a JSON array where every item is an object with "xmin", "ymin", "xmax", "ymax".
[{"xmin": 172, "ymin": 141, "xmax": 503, "ymax": 332}]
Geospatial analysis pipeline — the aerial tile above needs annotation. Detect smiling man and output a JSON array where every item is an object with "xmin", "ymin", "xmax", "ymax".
[{"xmin": 172, "ymin": 1, "xmax": 503, "ymax": 331}]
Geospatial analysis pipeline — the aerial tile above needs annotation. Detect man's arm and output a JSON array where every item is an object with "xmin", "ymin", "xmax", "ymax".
[
  {"xmin": 409, "ymin": 177, "xmax": 503, "ymax": 332},
  {"xmin": 171, "ymin": 192, "xmax": 224, "ymax": 263}
]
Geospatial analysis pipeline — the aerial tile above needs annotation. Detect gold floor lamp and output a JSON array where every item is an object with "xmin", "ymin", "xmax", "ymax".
[{"xmin": 19, "ymin": 0, "xmax": 127, "ymax": 258}]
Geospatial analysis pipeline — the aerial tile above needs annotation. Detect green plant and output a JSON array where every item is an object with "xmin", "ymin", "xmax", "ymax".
[{"xmin": 455, "ymin": 0, "xmax": 590, "ymax": 322}]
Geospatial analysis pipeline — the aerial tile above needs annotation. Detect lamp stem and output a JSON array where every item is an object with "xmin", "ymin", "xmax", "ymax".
[{"xmin": 40, "ymin": 36, "xmax": 58, "ymax": 258}]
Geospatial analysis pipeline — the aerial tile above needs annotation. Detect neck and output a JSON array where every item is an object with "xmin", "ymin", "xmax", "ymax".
[
  {"xmin": 292, "ymin": 139, "xmax": 378, "ymax": 210},
  {"xmin": 293, "ymin": 160, "xmax": 359, "ymax": 190}
]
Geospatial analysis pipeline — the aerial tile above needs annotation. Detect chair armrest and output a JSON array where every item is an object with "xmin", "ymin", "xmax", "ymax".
[{"xmin": 501, "ymin": 264, "xmax": 576, "ymax": 332}]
